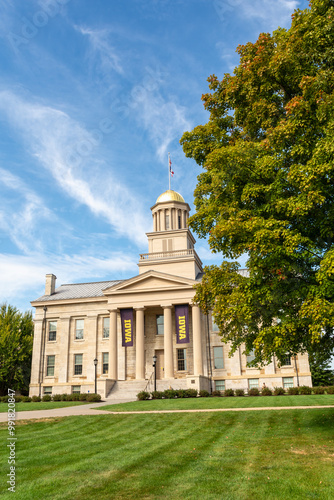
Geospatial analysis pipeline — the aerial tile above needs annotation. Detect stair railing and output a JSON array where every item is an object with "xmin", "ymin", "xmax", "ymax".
[{"xmin": 144, "ymin": 372, "xmax": 154, "ymax": 393}]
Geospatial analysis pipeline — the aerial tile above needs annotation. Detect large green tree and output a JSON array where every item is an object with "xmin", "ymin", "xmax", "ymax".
[
  {"xmin": 180, "ymin": 0, "xmax": 334, "ymax": 365},
  {"xmin": 0, "ymin": 304, "xmax": 34, "ymax": 395}
]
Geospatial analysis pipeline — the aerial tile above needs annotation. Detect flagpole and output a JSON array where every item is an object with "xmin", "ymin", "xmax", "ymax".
[{"xmin": 168, "ymin": 152, "xmax": 171, "ymax": 190}]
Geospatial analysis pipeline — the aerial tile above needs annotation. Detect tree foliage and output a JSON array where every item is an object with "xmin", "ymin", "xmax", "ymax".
[
  {"xmin": 180, "ymin": 0, "xmax": 334, "ymax": 364},
  {"xmin": 0, "ymin": 304, "xmax": 34, "ymax": 395}
]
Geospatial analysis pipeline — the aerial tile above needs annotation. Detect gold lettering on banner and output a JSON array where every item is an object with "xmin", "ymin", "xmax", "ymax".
[
  {"xmin": 124, "ymin": 319, "xmax": 132, "ymax": 343},
  {"xmin": 178, "ymin": 316, "xmax": 186, "ymax": 340}
]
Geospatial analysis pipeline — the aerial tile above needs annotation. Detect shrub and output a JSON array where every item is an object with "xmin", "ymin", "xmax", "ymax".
[
  {"xmin": 248, "ymin": 388, "xmax": 260, "ymax": 397},
  {"xmin": 299, "ymin": 385, "xmax": 312, "ymax": 395},
  {"xmin": 61, "ymin": 393, "xmax": 68, "ymax": 401},
  {"xmin": 71, "ymin": 393, "xmax": 80, "ymax": 401},
  {"xmin": 42, "ymin": 395, "xmax": 52, "ymax": 402},
  {"xmin": 137, "ymin": 391, "xmax": 150, "ymax": 401},
  {"xmin": 1, "ymin": 396, "xmax": 9, "ymax": 403},
  {"xmin": 287, "ymin": 387, "xmax": 299, "ymax": 395},
  {"xmin": 14, "ymin": 396, "xmax": 23, "ymax": 403},
  {"xmin": 325, "ymin": 386, "xmax": 334, "ymax": 394},
  {"xmin": 211, "ymin": 390, "xmax": 221, "ymax": 397},
  {"xmin": 199, "ymin": 390, "xmax": 210, "ymax": 397},
  {"xmin": 21, "ymin": 396, "xmax": 32, "ymax": 402},
  {"xmin": 273, "ymin": 387, "xmax": 285, "ymax": 396},
  {"xmin": 52, "ymin": 394, "xmax": 62, "ymax": 401},
  {"xmin": 176, "ymin": 389, "xmax": 187, "ymax": 398},
  {"xmin": 224, "ymin": 389, "xmax": 235, "ymax": 397},
  {"xmin": 86, "ymin": 393, "xmax": 101, "ymax": 402},
  {"xmin": 313, "ymin": 386, "xmax": 325, "ymax": 394},
  {"xmin": 151, "ymin": 391, "xmax": 164, "ymax": 399},
  {"xmin": 261, "ymin": 387, "xmax": 272, "ymax": 396},
  {"xmin": 185, "ymin": 389, "xmax": 198, "ymax": 398},
  {"xmin": 163, "ymin": 389, "xmax": 177, "ymax": 399},
  {"xmin": 31, "ymin": 396, "xmax": 41, "ymax": 402},
  {"xmin": 79, "ymin": 393, "xmax": 88, "ymax": 401},
  {"xmin": 235, "ymin": 389, "xmax": 245, "ymax": 397}
]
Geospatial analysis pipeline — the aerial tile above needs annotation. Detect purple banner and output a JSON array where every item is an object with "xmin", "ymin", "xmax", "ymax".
[
  {"xmin": 120, "ymin": 308, "xmax": 134, "ymax": 347},
  {"xmin": 175, "ymin": 304, "xmax": 189, "ymax": 344}
]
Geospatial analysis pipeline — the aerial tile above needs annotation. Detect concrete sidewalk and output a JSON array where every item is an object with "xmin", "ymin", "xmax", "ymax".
[
  {"xmin": 0, "ymin": 400, "xmax": 134, "ymax": 422},
  {"xmin": 1, "ymin": 403, "xmax": 334, "ymax": 422}
]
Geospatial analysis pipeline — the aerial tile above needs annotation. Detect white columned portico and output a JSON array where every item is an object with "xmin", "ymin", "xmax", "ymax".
[
  {"xmin": 109, "ymin": 309, "xmax": 117, "ymax": 380},
  {"xmin": 192, "ymin": 305, "xmax": 203, "ymax": 376},
  {"xmin": 135, "ymin": 307, "xmax": 145, "ymax": 379},
  {"xmin": 163, "ymin": 305, "xmax": 174, "ymax": 378}
]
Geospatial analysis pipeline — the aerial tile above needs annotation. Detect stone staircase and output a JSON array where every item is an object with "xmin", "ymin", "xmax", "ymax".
[{"xmin": 105, "ymin": 378, "xmax": 188, "ymax": 401}]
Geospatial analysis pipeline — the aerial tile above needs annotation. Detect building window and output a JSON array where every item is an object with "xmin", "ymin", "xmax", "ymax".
[
  {"xmin": 72, "ymin": 385, "xmax": 81, "ymax": 394},
  {"xmin": 248, "ymin": 378, "xmax": 259, "ymax": 389},
  {"xmin": 165, "ymin": 214, "xmax": 170, "ymax": 230},
  {"xmin": 74, "ymin": 354, "xmax": 83, "ymax": 375},
  {"xmin": 103, "ymin": 317, "xmax": 110, "ymax": 339},
  {"xmin": 281, "ymin": 354, "xmax": 292, "ymax": 366},
  {"xmin": 156, "ymin": 314, "xmax": 164, "ymax": 335},
  {"xmin": 177, "ymin": 349, "xmax": 187, "ymax": 371},
  {"xmin": 75, "ymin": 319, "xmax": 84, "ymax": 340},
  {"xmin": 48, "ymin": 321, "xmax": 57, "ymax": 341},
  {"xmin": 212, "ymin": 315, "xmax": 219, "ymax": 332},
  {"xmin": 213, "ymin": 346, "xmax": 224, "ymax": 369},
  {"xmin": 283, "ymin": 377, "xmax": 294, "ymax": 389},
  {"xmin": 46, "ymin": 355, "xmax": 55, "ymax": 377},
  {"xmin": 103, "ymin": 353, "xmax": 109, "ymax": 375},
  {"xmin": 43, "ymin": 386, "xmax": 52, "ymax": 395},
  {"xmin": 215, "ymin": 380, "xmax": 225, "ymax": 391},
  {"xmin": 178, "ymin": 213, "xmax": 181, "ymax": 229},
  {"xmin": 246, "ymin": 349, "xmax": 256, "ymax": 365}
]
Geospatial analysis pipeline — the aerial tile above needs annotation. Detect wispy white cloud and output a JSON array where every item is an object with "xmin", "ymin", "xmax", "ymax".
[
  {"xmin": 214, "ymin": 0, "xmax": 300, "ymax": 30},
  {"xmin": 0, "ymin": 250, "xmax": 138, "ymax": 310},
  {"xmin": 0, "ymin": 90, "xmax": 149, "ymax": 246},
  {"xmin": 0, "ymin": 167, "xmax": 54, "ymax": 253},
  {"xmin": 242, "ymin": 0, "xmax": 299, "ymax": 28},
  {"xmin": 215, "ymin": 42, "xmax": 239, "ymax": 72},
  {"xmin": 131, "ymin": 87, "xmax": 192, "ymax": 161},
  {"xmin": 76, "ymin": 26, "xmax": 124, "ymax": 75}
]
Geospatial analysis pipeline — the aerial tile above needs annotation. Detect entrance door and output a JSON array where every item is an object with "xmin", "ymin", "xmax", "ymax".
[{"xmin": 155, "ymin": 350, "xmax": 164, "ymax": 380}]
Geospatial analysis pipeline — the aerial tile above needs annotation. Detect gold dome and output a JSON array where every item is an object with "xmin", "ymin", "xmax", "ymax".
[{"xmin": 156, "ymin": 190, "xmax": 185, "ymax": 203}]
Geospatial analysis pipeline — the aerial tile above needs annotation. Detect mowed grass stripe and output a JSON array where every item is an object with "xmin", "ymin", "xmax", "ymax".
[
  {"xmin": 100, "ymin": 394, "xmax": 334, "ymax": 412},
  {"xmin": 0, "ymin": 409, "xmax": 333, "ymax": 499}
]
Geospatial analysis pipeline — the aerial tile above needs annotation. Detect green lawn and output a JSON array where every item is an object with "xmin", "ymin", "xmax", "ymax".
[
  {"xmin": 99, "ymin": 394, "xmax": 334, "ymax": 412},
  {"xmin": 0, "ymin": 409, "xmax": 333, "ymax": 499},
  {"xmin": 0, "ymin": 401, "xmax": 90, "ymax": 412}
]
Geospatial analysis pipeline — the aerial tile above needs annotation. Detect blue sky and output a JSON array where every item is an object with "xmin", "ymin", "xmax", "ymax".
[{"xmin": 0, "ymin": 0, "xmax": 309, "ymax": 313}]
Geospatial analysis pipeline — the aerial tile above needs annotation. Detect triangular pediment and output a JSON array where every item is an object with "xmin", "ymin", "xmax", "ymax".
[{"xmin": 103, "ymin": 270, "xmax": 197, "ymax": 296}]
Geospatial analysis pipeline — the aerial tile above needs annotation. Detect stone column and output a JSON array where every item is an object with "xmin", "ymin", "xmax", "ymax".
[
  {"xmin": 192, "ymin": 305, "xmax": 203, "ymax": 375},
  {"xmin": 163, "ymin": 305, "xmax": 174, "ymax": 378},
  {"xmin": 109, "ymin": 309, "xmax": 117, "ymax": 380},
  {"xmin": 135, "ymin": 307, "xmax": 145, "ymax": 379},
  {"xmin": 30, "ymin": 319, "xmax": 43, "ymax": 387},
  {"xmin": 85, "ymin": 315, "xmax": 98, "ymax": 381},
  {"xmin": 58, "ymin": 317, "xmax": 70, "ymax": 384}
]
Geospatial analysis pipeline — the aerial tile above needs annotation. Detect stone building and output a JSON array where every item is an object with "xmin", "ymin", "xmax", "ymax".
[{"xmin": 29, "ymin": 190, "xmax": 312, "ymax": 398}]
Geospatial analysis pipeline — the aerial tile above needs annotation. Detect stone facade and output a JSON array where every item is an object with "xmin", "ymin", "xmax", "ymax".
[{"xmin": 29, "ymin": 190, "xmax": 312, "ymax": 398}]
